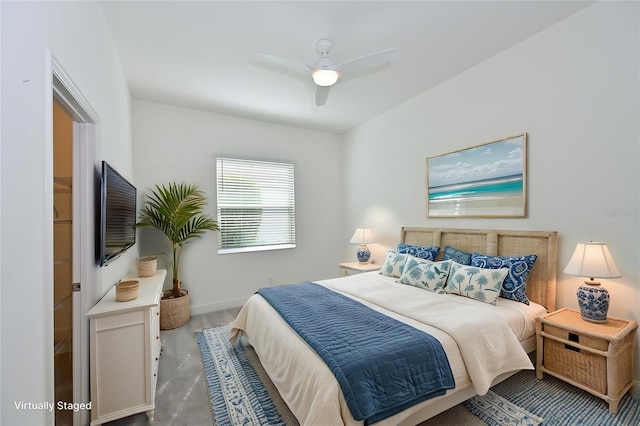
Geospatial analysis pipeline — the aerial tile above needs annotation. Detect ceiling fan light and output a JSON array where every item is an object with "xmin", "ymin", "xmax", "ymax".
[{"xmin": 312, "ymin": 69, "xmax": 339, "ymax": 86}]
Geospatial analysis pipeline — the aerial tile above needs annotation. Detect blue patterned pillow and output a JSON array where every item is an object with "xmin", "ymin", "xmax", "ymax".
[
  {"xmin": 398, "ymin": 258, "xmax": 452, "ymax": 294},
  {"xmin": 445, "ymin": 262, "xmax": 509, "ymax": 305},
  {"xmin": 442, "ymin": 246, "xmax": 472, "ymax": 265},
  {"xmin": 396, "ymin": 243, "xmax": 440, "ymax": 261},
  {"xmin": 380, "ymin": 251, "xmax": 411, "ymax": 278},
  {"xmin": 470, "ymin": 253, "xmax": 538, "ymax": 305}
]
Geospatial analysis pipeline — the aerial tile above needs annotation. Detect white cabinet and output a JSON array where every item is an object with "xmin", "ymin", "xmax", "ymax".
[{"xmin": 86, "ymin": 269, "xmax": 166, "ymax": 425}]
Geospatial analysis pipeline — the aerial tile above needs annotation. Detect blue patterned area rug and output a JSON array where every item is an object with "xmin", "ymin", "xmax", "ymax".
[
  {"xmin": 464, "ymin": 390, "xmax": 543, "ymax": 426},
  {"xmin": 470, "ymin": 369, "xmax": 640, "ymax": 426},
  {"xmin": 195, "ymin": 324, "xmax": 285, "ymax": 426}
]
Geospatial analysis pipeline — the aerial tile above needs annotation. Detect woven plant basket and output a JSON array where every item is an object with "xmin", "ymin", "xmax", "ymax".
[
  {"xmin": 115, "ymin": 280, "xmax": 140, "ymax": 302},
  {"xmin": 160, "ymin": 290, "xmax": 190, "ymax": 330},
  {"xmin": 137, "ymin": 256, "xmax": 157, "ymax": 277}
]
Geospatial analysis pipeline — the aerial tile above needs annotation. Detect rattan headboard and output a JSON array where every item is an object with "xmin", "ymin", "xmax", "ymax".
[{"xmin": 400, "ymin": 227, "xmax": 558, "ymax": 312}]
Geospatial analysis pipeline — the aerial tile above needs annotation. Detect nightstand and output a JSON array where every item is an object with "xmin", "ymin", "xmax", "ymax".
[
  {"xmin": 338, "ymin": 262, "xmax": 381, "ymax": 277},
  {"xmin": 536, "ymin": 308, "xmax": 637, "ymax": 414}
]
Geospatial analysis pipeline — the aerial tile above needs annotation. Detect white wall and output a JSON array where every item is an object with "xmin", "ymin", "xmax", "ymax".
[
  {"xmin": 0, "ymin": 2, "xmax": 134, "ymax": 424},
  {"xmin": 342, "ymin": 2, "xmax": 640, "ymax": 382},
  {"xmin": 133, "ymin": 100, "xmax": 342, "ymax": 312}
]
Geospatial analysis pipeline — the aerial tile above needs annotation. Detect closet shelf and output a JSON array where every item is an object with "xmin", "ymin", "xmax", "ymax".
[
  {"xmin": 54, "ymin": 176, "xmax": 72, "ymax": 188},
  {"xmin": 54, "ymin": 294, "xmax": 72, "ymax": 311},
  {"xmin": 54, "ymin": 331, "xmax": 72, "ymax": 356}
]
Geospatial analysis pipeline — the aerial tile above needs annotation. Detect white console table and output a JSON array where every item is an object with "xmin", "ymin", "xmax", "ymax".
[{"xmin": 86, "ymin": 269, "xmax": 166, "ymax": 425}]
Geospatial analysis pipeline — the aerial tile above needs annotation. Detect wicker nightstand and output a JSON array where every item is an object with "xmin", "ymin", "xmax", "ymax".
[{"xmin": 536, "ymin": 308, "xmax": 637, "ymax": 413}]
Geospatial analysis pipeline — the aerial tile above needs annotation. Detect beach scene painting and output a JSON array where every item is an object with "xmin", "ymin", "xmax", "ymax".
[{"xmin": 427, "ymin": 133, "xmax": 527, "ymax": 217}]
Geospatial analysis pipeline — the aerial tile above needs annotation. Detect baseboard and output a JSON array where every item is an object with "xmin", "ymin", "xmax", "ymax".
[{"xmin": 190, "ymin": 297, "xmax": 248, "ymax": 316}]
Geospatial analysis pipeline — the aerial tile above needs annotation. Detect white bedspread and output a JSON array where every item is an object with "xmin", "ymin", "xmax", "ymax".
[{"xmin": 231, "ymin": 272, "xmax": 539, "ymax": 425}]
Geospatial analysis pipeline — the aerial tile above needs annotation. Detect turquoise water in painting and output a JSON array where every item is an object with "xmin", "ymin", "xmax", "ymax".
[{"xmin": 429, "ymin": 174, "xmax": 523, "ymax": 201}]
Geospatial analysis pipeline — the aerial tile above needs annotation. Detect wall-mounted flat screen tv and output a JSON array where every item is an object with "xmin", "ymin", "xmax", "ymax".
[{"xmin": 98, "ymin": 161, "xmax": 136, "ymax": 266}]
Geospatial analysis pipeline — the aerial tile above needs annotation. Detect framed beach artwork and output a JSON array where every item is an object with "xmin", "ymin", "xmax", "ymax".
[{"xmin": 426, "ymin": 133, "xmax": 527, "ymax": 217}]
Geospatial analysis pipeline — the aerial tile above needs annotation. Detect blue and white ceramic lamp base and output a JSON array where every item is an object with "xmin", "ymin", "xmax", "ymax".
[
  {"xmin": 356, "ymin": 245, "xmax": 371, "ymax": 264},
  {"xmin": 577, "ymin": 282, "xmax": 609, "ymax": 323}
]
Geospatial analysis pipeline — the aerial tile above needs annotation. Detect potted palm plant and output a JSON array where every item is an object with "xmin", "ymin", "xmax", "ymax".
[{"xmin": 137, "ymin": 182, "xmax": 218, "ymax": 329}]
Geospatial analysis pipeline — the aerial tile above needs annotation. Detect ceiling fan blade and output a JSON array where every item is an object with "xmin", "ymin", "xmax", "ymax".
[
  {"xmin": 258, "ymin": 51, "xmax": 311, "ymax": 74},
  {"xmin": 335, "ymin": 48, "xmax": 397, "ymax": 74},
  {"xmin": 315, "ymin": 86, "xmax": 330, "ymax": 106}
]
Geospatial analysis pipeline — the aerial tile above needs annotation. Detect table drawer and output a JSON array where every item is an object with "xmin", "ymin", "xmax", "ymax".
[
  {"xmin": 544, "ymin": 323, "xmax": 609, "ymax": 351},
  {"xmin": 340, "ymin": 267, "xmax": 359, "ymax": 277},
  {"xmin": 543, "ymin": 337, "xmax": 607, "ymax": 394}
]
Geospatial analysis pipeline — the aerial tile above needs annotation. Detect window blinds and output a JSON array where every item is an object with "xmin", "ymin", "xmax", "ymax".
[{"xmin": 216, "ymin": 157, "xmax": 295, "ymax": 253}]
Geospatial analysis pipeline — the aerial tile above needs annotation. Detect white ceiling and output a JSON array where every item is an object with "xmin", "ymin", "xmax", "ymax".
[{"xmin": 100, "ymin": 1, "xmax": 593, "ymax": 134}]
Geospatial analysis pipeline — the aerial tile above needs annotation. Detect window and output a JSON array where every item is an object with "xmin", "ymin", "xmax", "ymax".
[{"xmin": 216, "ymin": 157, "xmax": 295, "ymax": 253}]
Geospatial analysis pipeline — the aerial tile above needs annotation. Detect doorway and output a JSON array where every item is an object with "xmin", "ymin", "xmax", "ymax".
[
  {"xmin": 50, "ymin": 56, "xmax": 101, "ymax": 426},
  {"xmin": 53, "ymin": 101, "xmax": 74, "ymax": 425}
]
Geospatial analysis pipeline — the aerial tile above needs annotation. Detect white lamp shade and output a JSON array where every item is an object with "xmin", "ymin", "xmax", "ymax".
[
  {"xmin": 563, "ymin": 242, "xmax": 621, "ymax": 278},
  {"xmin": 312, "ymin": 69, "xmax": 339, "ymax": 86},
  {"xmin": 350, "ymin": 228, "xmax": 374, "ymax": 245}
]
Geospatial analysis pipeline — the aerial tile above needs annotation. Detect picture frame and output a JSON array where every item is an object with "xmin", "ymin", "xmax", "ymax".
[{"xmin": 426, "ymin": 132, "xmax": 527, "ymax": 217}]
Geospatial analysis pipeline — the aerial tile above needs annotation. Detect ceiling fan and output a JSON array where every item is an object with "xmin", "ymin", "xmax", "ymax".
[{"xmin": 259, "ymin": 39, "xmax": 396, "ymax": 106}]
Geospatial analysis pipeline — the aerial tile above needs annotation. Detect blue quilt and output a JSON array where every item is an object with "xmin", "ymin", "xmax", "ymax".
[{"xmin": 257, "ymin": 282, "xmax": 454, "ymax": 424}]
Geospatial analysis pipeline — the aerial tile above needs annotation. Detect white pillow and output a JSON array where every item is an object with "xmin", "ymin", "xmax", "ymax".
[
  {"xmin": 445, "ymin": 262, "xmax": 509, "ymax": 305},
  {"xmin": 380, "ymin": 251, "xmax": 410, "ymax": 278},
  {"xmin": 398, "ymin": 258, "xmax": 451, "ymax": 294}
]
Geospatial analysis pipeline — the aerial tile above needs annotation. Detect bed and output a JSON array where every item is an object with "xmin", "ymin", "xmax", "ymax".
[{"xmin": 231, "ymin": 227, "xmax": 558, "ymax": 425}]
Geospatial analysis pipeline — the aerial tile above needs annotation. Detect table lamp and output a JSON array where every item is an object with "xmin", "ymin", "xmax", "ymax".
[
  {"xmin": 350, "ymin": 228, "xmax": 374, "ymax": 264},
  {"xmin": 563, "ymin": 242, "xmax": 621, "ymax": 323}
]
